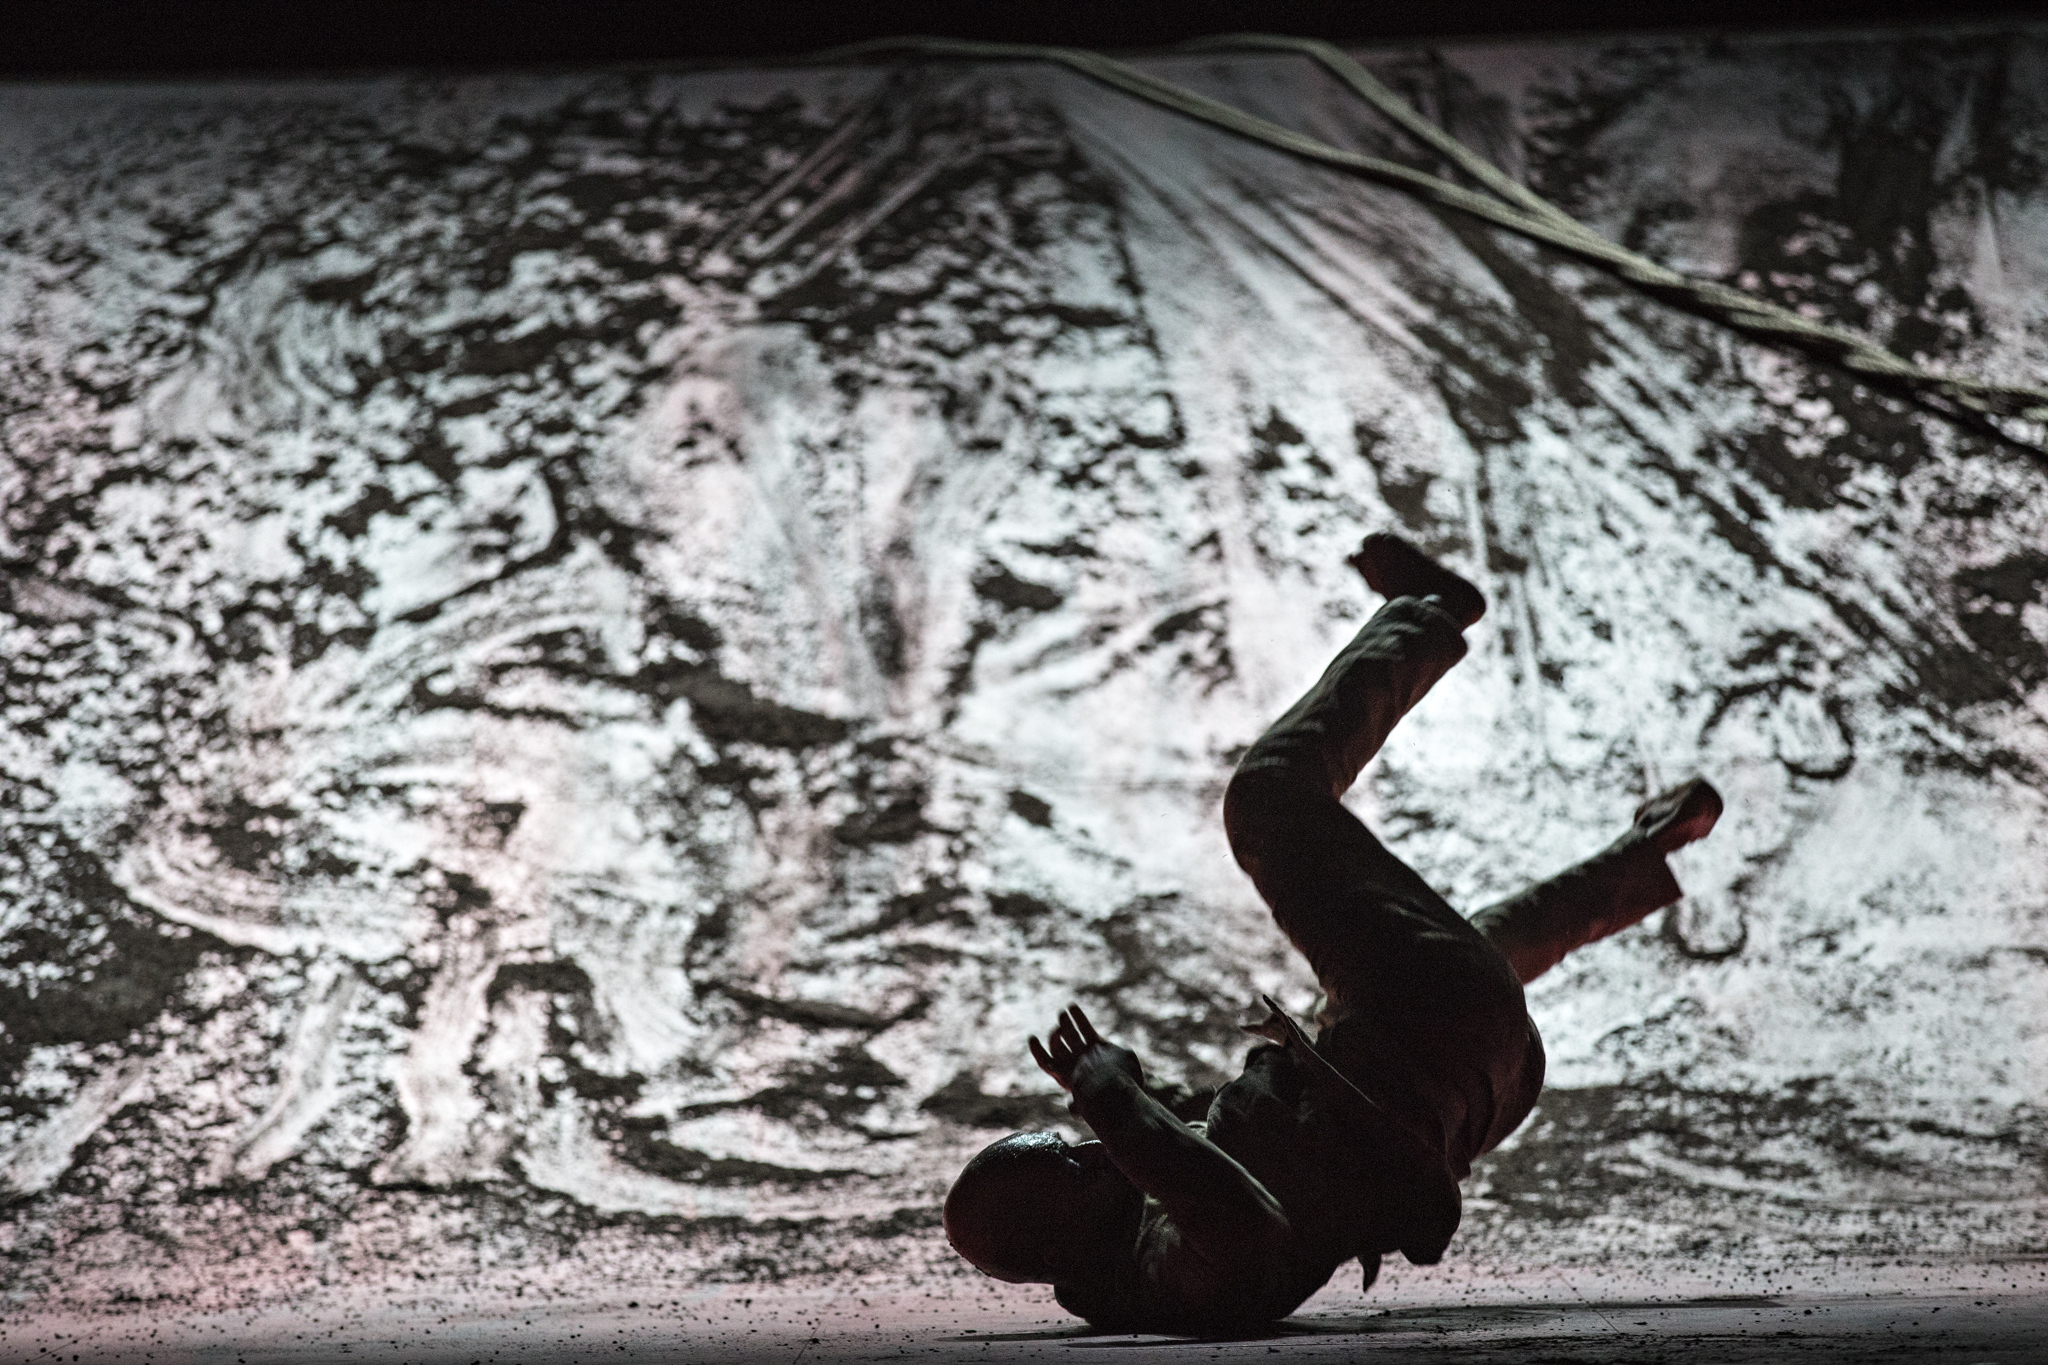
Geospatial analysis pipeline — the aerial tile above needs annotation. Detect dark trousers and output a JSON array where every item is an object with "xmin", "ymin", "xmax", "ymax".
[{"xmin": 1222, "ymin": 595, "xmax": 1681, "ymax": 1171}]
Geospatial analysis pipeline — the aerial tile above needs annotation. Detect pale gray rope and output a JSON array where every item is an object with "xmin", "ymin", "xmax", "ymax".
[{"xmin": 808, "ymin": 34, "xmax": 2048, "ymax": 443}]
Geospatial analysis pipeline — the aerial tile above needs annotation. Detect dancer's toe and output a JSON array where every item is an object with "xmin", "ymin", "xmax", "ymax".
[
  {"xmin": 1346, "ymin": 532, "xmax": 1486, "ymax": 628},
  {"xmin": 1633, "ymin": 777, "xmax": 1723, "ymax": 855}
]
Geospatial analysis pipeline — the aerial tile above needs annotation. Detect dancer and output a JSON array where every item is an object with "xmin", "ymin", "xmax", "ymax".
[{"xmin": 942, "ymin": 533, "xmax": 1721, "ymax": 1332}]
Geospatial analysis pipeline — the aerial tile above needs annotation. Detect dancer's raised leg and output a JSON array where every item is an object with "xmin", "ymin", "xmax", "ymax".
[
  {"xmin": 1223, "ymin": 534, "xmax": 1541, "ymax": 1180},
  {"xmin": 1223, "ymin": 535, "xmax": 1494, "ymax": 1013},
  {"xmin": 1468, "ymin": 778, "xmax": 1723, "ymax": 984}
]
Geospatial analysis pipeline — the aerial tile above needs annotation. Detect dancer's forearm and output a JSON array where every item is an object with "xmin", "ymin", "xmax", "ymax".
[{"xmin": 1068, "ymin": 1070, "xmax": 1291, "ymax": 1265}]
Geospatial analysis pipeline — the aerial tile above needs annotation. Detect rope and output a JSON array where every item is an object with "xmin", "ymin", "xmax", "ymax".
[{"xmin": 804, "ymin": 34, "xmax": 2048, "ymax": 446}]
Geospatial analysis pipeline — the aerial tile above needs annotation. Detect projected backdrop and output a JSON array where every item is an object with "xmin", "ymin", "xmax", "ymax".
[{"xmin": 2, "ymin": 29, "xmax": 2045, "ymax": 1298}]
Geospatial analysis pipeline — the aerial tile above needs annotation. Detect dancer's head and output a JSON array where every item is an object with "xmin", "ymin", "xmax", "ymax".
[{"xmin": 943, "ymin": 1132, "xmax": 1140, "ymax": 1283}]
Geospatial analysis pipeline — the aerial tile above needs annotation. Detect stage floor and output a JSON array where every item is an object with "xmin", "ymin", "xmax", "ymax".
[{"xmin": 16, "ymin": 1260, "xmax": 2048, "ymax": 1364}]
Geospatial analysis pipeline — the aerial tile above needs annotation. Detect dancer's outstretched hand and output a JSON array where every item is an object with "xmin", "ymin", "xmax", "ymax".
[{"xmin": 1029, "ymin": 1003, "xmax": 1142, "ymax": 1096}]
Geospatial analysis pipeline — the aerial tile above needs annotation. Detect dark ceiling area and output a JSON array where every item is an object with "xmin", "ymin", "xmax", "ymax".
[{"xmin": 8, "ymin": 0, "xmax": 2041, "ymax": 78}]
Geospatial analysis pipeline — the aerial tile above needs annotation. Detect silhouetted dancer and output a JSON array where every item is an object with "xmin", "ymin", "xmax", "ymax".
[{"xmin": 943, "ymin": 532, "xmax": 1722, "ymax": 1333}]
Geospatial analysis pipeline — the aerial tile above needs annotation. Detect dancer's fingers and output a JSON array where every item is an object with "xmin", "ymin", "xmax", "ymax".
[
  {"xmin": 1029, "ymin": 1035, "xmax": 1059, "ymax": 1079},
  {"xmin": 1055, "ymin": 1011, "xmax": 1080, "ymax": 1051},
  {"xmin": 1070, "ymin": 1004, "xmax": 1099, "ymax": 1045}
]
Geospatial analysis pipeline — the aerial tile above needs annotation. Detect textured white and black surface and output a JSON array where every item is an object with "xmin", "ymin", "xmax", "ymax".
[
  {"xmin": 2, "ymin": 24, "xmax": 2046, "ymax": 1320},
  {"xmin": 13, "ymin": 1267, "xmax": 2048, "ymax": 1363}
]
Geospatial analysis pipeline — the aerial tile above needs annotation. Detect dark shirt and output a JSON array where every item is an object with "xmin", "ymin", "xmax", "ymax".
[
  {"xmin": 1052, "ymin": 1073, "xmax": 1338, "ymax": 1332},
  {"xmin": 1054, "ymin": 1002, "xmax": 1543, "ymax": 1333}
]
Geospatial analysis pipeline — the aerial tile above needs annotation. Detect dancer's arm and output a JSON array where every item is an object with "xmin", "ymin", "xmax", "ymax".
[{"xmin": 1032, "ymin": 1006, "xmax": 1291, "ymax": 1265}]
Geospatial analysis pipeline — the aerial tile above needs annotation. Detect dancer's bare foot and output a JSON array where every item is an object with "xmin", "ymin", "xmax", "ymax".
[
  {"xmin": 1346, "ymin": 532, "xmax": 1486, "ymax": 629},
  {"xmin": 1632, "ymin": 777, "xmax": 1723, "ymax": 856}
]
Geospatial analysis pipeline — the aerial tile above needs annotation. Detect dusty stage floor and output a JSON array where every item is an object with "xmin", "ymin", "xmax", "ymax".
[{"xmin": 13, "ymin": 1259, "xmax": 2048, "ymax": 1364}]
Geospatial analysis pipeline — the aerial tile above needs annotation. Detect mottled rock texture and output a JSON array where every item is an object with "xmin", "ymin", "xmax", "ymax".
[{"xmin": 1, "ymin": 26, "xmax": 2045, "ymax": 1306}]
